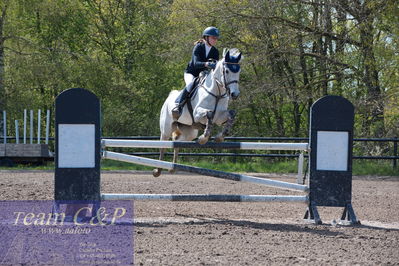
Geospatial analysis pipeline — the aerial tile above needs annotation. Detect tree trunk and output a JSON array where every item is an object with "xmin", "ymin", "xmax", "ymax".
[
  {"xmin": 360, "ymin": 16, "xmax": 385, "ymax": 136},
  {"xmin": 0, "ymin": 2, "xmax": 7, "ymax": 111},
  {"xmin": 124, "ymin": 0, "xmax": 135, "ymax": 77},
  {"xmin": 334, "ymin": 5, "xmax": 347, "ymax": 95},
  {"xmin": 297, "ymin": 30, "xmax": 309, "ymax": 136},
  {"xmin": 262, "ymin": 17, "xmax": 286, "ymax": 136}
]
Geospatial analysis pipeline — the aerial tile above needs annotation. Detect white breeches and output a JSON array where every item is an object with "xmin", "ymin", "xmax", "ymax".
[{"xmin": 184, "ymin": 73, "xmax": 195, "ymax": 88}]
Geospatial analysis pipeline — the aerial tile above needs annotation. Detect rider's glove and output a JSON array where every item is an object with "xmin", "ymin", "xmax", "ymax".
[{"xmin": 207, "ymin": 62, "xmax": 216, "ymax": 69}]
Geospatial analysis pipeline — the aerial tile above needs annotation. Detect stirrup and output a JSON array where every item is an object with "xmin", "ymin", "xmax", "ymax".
[{"xmin": 172, "ymin": 106, "xmax": 182, "ymax": 120}]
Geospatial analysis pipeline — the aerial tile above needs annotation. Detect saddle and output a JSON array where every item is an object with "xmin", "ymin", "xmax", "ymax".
[
  {"xmin": 182, "ymin": 71, "xmax": 208, "ymax": 127},
  {"xmin": 188, "ymin": 71, "xmax": 208, "ymax": 99}
]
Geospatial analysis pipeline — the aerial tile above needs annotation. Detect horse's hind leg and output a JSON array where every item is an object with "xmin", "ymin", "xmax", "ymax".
[
  {"xmin": 169, "ymin": 127, "xmax": 182, "ymax": 174},
  {"xmin": 215, "ymin": 110, "xmax": 236, "ymax": 142},
  {"xmin": 167, "ymin": 148, "xmax": 179, "ymax": 174},
  {"xmin": 153, "ymin": 131, "xmax": 173, "ymax": 177},
  {"xmin": 152, "ymin": 147, "xmax": 165, "ymax": 177}
]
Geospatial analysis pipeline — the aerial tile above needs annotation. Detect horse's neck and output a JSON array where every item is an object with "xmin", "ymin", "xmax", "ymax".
[
  {"xmin": 195, "ymin": 65, "xmax": 227, "ymax": 105},
  {"xmin": 204, "ymin": 71, "xmax": 215, "ymax": 90},
  {"xmin": 204, "ymin": 65, "xmax": 223, "ymax": 94}
]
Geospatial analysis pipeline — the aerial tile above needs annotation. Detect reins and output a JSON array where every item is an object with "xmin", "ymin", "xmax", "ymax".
[{"xmin": 198, "ymin": 60, "xmax": 240, "ymax": 120}]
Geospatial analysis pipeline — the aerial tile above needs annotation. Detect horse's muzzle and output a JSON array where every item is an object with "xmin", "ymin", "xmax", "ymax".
[{"xmin": 231, "ymin": 91, "xmax": 240, "ymax": 100}]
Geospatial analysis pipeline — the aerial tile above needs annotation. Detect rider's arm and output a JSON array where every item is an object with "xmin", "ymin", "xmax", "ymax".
[
  {"xmin": 192, "ymin": 44, "xmax": 207, "ymax": 69},
  {"xmin": 213, "ymin": 48, "xmax": 220, "ymax": 61}
]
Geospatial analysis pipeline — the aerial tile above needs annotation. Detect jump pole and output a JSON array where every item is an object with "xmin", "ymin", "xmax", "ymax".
[
  {"xmin": 102, "ymin": 139, "xmax": 309, "ymax": 151},
  {"xmin": 54, "ymin": 88, "xmax": 360, "ymax": 224},
  {"xmin": 103, "ymin": 150, "xmax": 308, "ymax": 192},
  {"xmin": 101, "ymin": 193, "xmax": 308, "ymax": 202}
]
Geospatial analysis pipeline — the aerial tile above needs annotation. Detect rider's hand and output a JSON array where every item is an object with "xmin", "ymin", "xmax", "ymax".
[{"xmin": 207, "ymin": 62, "xmax": 216, "ymax": 69}]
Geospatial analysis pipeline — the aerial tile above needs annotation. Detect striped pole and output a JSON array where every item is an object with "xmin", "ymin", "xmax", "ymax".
[
  {"xmin": 102, "ymin": 139, "xmax": 309, "ymax": 151},
  {"xmin": 103, "ymin": 151, "xmax": 309, "ymax": 192},
  {"xmin": 101, "ymin": 193, "xmax": 308, "ymax": 202}
]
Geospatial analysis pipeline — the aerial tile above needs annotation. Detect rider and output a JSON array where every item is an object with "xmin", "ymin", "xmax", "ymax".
[{"xmin": 172, "ymin": 26, "xmax": 220, "ymax": 120}]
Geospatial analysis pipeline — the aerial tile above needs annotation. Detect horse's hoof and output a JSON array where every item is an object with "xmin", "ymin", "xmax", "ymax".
[
  {"xmin": 168, "ymin": 169, "xmax": 176, "ymax": 174},
  {"xmin": 153, "ymin": 168, "xmax": 162, "ymax": 177},
  {"xmin": 215, "ymin": 133, "xmax": 224, "ymax": 143},
  {"xmin": 198, "ymin": 135, "xmax": 209, "ymax": 145}
]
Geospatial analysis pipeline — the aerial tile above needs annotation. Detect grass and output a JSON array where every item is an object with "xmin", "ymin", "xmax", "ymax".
[
  {"xmin": 352, "ymin": 160, "xmax": 399, "ymax": 176},
  {"xmin": 192, "ymin": 159, "xmax": 298, "ymax": 174},
  {"xmin": 101, "ymin": 159, "xmax": 153, "ymax": 171},
  {"xmin": 0, "ymin": 163, "xmax": 55, "ymax": 171},
  {"xmin": 1, "ymin": 158, "xmax": 397, "ymax": 176}
]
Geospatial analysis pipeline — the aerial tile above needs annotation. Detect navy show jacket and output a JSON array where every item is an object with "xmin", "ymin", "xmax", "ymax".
[{"xmin": 185, "ymin": 42, "xmax": 219, "ymax": 77}]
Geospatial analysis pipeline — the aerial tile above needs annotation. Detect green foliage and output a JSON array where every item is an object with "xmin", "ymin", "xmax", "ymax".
[
  {"xmin": 1, "ymin": 0, "xmax": 398, "ymax": 141},
  {"xmin": 191, "ymin": 158, "xmax": 299, "ymax": 174}
]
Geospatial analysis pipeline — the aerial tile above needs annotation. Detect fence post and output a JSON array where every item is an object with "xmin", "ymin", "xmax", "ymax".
[
  {"xmin": 297, "ymin": 151, "xmax": 304, "ymax": 184},
  {"xmin": 45, "ymin": 110, "xmax": 50, "ymax": 145},
  {"xmin": 15, "ymin": 120, "xmax": 19, "ymax": 144},
  {"xmin": 394, "ymin": 137, "xmax": 398, "ymax": 169},
  {"xmin": 30, "ymin": 110, "xmax": 33, "ymax": 144},
  {"xmin": 3, "ymin": 111, "xmax": 6, "ymax": 144},
  {"xmin": 23, "ymin": 109, "xmax": 27, "ymax": 144},
  {"xmin": 37, "ymin": 109, "xmax": 41, "ymax": 144}
]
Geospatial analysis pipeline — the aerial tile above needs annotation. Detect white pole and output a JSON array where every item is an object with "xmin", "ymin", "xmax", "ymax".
[
  {"xmin": 15, "ymin": 120, "xmax": 19, "ymax": 144},
  {"xmin": 102, "ymin": 139, "xmax": 309, "ymax": 151},
  {"xmin": 3, "ymin": 111, "xmax": 6, "ymax": 144},
  {"xmin": 297, "ymin": 152, "xmax": 305, "ymax": 184},
  {"xmin": 37, "ymin": 109, "xmax": 41, "ymax": 144},
  {"xmin": 30, "ymin": 110, "xmax": 33, "ymax": 144},
  {"xmin": 45, "ymin": 110, "xmax": 50, "ymax": 145},
  {"xmin": 104, "ymin": 151, "xmax": 309, "ymax": 192},
  {"xmin": 23, "ymin": 109, "xmax": 27, "ymax": 144}
]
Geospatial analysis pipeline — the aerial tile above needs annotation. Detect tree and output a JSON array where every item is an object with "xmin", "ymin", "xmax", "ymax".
[{"xmin": 1, "ymin": 0, "xmax": 398, "ymax": 140}]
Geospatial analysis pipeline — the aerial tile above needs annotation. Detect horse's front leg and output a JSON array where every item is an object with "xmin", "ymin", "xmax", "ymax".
[
  {"xmin": 198, "ymin": 111, "xmax": 214, "ymax": 145},
  {"xmin": 215, "ymin": 110, "xmax": 236, "ymax": 142}
]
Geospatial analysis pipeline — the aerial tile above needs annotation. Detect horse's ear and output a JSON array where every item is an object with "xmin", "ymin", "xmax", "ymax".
[
  {"xmin": 225, "ymin": 50, "xmax": 230, "ymax": 61},
  {"xmin": 223, "ymin": 48, "xmax": 229, "ymax": 57}
]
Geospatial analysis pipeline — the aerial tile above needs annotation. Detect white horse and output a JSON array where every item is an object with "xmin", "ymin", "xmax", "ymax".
[{"xmin": 153, "ymin": 49, "xmax": 242, "ymax": 177}]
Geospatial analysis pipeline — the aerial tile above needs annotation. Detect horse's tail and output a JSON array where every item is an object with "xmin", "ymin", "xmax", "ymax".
[
  {"xmin": 159, "ymin": 90, "xmax": 180, "ymax": 135},
  {"xmin": 154, "ymin": 90, "xmax": 181, "ymax": 177}
]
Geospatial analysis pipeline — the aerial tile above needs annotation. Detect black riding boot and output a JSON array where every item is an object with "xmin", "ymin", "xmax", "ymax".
[{"xmin": 172, "ymin": 88, "xmax": 190, "ymax": 120}]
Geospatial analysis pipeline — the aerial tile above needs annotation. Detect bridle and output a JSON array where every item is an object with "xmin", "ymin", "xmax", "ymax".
[
  {"xmin": 198, "ymin": 60, "xmax": 240, "ymax": 120},
  {"xmin": 213, "ymin": 60, "xmax": 240, "ymax": 99},
  {"xmin": 222, "ymin": 61, "xmax": 240, "ymax": 92}
]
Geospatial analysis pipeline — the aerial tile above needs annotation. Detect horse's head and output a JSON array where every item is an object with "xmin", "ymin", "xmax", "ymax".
[{"xmin": 222, "ymin": 49, "xmax": 242, "ymax": 100}]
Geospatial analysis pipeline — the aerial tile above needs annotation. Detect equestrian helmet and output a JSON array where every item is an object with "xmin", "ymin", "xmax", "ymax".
[{"xmin": 203, "ymin": 27, "xmax": 220, "ymax": 38}]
